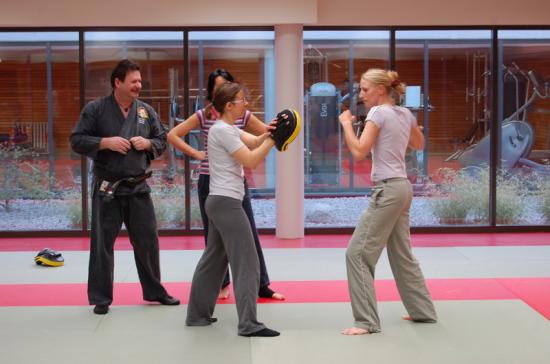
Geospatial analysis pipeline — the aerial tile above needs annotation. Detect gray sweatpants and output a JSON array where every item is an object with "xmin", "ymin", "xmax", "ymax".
[
  {"xmin": 186, "ymin": 195, "xmax": 265, "ymax": 335},
  {"xmin": 346, "ymin": 178, "xmax": 437, "ymax": 332}
]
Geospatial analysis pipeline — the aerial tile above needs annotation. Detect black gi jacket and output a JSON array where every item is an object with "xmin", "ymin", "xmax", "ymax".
[{"xmin": 70, "ymin": 94, "xmax": 166, "ymax": 195}]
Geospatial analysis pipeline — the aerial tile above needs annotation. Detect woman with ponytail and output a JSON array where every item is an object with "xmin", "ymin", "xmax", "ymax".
[{"xmin": 338, "ymin": 69, "xmax": 437, "ymax": 335}]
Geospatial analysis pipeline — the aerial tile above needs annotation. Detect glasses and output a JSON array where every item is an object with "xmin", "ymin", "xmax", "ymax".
[{"xmin": 231, "ymin": 97, "xmax": 247, "ymax": 104}]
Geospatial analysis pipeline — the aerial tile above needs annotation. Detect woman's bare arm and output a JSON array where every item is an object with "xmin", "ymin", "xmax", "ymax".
[{"xmin": 166, "ymin": 113, "xmax": 205, "ymax": 160}]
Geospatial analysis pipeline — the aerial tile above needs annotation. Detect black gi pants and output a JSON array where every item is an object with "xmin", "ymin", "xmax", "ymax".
[
  {"xmin": 88, "ymin": 182, "xmax": 168, "ymax": 305},
  {"xmin": 197, "ymin": 174, "xmax": 270, "ymax": 290}
]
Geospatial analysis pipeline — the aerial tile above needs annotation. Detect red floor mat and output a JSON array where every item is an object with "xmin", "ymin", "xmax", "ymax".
[
  {"xmin": 1, "ymin": 232, "xmax": 549, "ymax": 252},
  {"xmin": 1, "ymin": 278, "xmax": 548, "ymax": 320}
]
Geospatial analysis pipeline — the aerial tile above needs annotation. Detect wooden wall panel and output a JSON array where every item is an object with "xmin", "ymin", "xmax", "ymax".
[
  {"xmin": 0, "ymin": 62, "xmax": 80, "ymax": 156},
  {"xmin": 1, "ymin": 53, "xmax": 549, "ymax": 157}
]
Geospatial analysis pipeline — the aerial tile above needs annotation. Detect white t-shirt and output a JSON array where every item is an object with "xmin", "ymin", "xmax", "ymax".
[
  {"xmin": 196, "ymin": 108, "xmax": 251, "ymax": 175},
  {"xmin": 207, "ymin": 121, "xmax": 245, "ymax": 200},
  {"xmin": 366, "ymin": 104, "xmax": 417, "ymax": 182}
]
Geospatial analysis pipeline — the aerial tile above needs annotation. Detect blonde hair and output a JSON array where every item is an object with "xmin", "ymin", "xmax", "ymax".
[{"xmin": 361, "ymin": 68, "xmax": 406, "ymax": 103}]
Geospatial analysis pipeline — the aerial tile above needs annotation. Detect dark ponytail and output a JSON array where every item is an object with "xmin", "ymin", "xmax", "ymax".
[{"xmin": 205, "ymin": 69, "xmax": 235, "ymax": 119}]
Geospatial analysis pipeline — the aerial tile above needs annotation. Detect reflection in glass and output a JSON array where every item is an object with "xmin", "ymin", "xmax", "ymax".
[
  {"xmin": 189, "ymin": 31, "xmax": 275, "ymax": 229},
  {"xmin": 302, "ymin": 30, "xmax": 390, "ymax": 227},
  {"xmin": 0, "ymin": 32, "xmax": 81, "ymax": 231},
  {"xmin": 396, "ymin": 30, "xmax": 492, "ymax": 226},
  {"xmin": 497, "ymin": 30, "xmax": 550, "ymax": 225},
  {"xmin": 84, "ymin": 31, "xmax": 185, "ymax": 229}
]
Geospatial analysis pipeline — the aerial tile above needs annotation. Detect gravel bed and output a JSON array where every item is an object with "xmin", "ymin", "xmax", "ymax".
[
  {"xmin": 0, "ymin": 196, "xmax": 546, "ymax": 231},
  {"xmin": 0, "ymin": 200, "xmax": 76, "ymax": 231}
]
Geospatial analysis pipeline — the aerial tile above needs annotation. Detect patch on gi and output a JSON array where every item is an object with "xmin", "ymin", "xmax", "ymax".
[
  {"xmin": 99, "ymin": 180, "xmax": 110, "ymax": 192},
  {"xmin": 137, "ymin": 107, "xmax": 149, "ymax": 124}
]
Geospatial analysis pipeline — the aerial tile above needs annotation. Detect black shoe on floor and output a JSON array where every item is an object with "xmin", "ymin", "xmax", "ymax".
[
  {"xmin": 147, "ymin": 295, "xmax": 180, "ymax": 306},
  {"xmin": 240, "ymin": 327, "xmax": 280, "ymax": 337},
  {"xmin": 93, "ymin": 304, "xmax": 109, "ymax": 315}
]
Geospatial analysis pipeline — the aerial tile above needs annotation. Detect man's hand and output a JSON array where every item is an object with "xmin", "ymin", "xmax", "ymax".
[
  {"xmin": 129, "ymin": 136, "xmax": 152, "ymax": 151},
  {"xmin": 101, "ymin": 136, "xmax": 131, "ymax": 154}
]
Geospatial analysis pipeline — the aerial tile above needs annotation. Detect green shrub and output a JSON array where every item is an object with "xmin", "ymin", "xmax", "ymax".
[
  {"xmin": 429, "ymin": 168, "xmax": 479, "ymax": 223},
  {"xmin": 0, "ymin": 145, "xmax": 52, "ymax": 211},
  {"xmin": 150, "ymin": 177, "xmax": 185, "ymax": 228},
  {"xmin": 472, "ymin": 169, "xmax": 526, "ymax": 224},
  {"xmin": 532, "ymin": 176, "xmax": 550, "ymax": 222},
  {"xmin": 429, "ymin": 167, "xmax": 527, "ymax": 224}
]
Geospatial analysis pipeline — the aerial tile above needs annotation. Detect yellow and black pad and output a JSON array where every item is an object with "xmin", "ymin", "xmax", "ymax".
[
  {"xmin": 35, "ymin": 248, "xmax": 64, "ymax": 267},
  {"xmin": 272, "ymin": 109, "xmax": 301, "ymax": 152}
]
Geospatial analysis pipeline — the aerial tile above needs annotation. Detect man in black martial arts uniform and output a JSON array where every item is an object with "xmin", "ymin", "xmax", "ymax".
[{"xmin": 70, "ymin": 59, "xmax": 179, "ymax": 315}]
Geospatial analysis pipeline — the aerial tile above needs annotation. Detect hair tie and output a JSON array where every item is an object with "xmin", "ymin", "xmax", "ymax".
[{"xmin": 391, "ymin": 79, "xmax": 401, "ymax": 88}]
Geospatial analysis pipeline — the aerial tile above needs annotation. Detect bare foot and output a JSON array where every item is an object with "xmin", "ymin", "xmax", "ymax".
[
  {"xmin": 271, "ymin": 292, "xmax": 285, "ymax": 300},
  {"xmin": 341, "ymin": 327, "xmax": 370, "ymax": 335},
  {"xmin": 402, "ymin": 316, "xmax": 412, "ymax": 321},
  {"xmin": 218, "ymin": 286, "xmax": 230, "ymax": 299},
  {"xmin": 258, "ymin": 286, "xmax": 285, "ymax": 300}
]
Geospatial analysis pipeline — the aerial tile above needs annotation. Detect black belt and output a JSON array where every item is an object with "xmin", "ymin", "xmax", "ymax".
[{"xmin": 99, "ymin": 171, "xmax": 152, "ymax": 200}]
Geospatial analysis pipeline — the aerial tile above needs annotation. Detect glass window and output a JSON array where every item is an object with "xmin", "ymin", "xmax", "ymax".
[
  {"xmin": 3, "ymin": 28, "xmax": 547, "ymax": 234},
  {"xmin": 302, "ymin": 30, "xmax": 390, "ymax": 228},
  {"xmin": 188, "ymin": 30, "xmax": 275, "ymax": 229},
  {"xmin": 395, "ymin": 30, "xmax": 493, "ymax": 227},
  {"xmin": 497, "ymin": 30, "xmax": 550, "ymax": 225},
  {"xmin": 0, "ymin": 32, "xmax": 80, "ymax": 231},
  {"xmin": 84, "ymin": 31, "xmax": 185, "ymax": 229}
]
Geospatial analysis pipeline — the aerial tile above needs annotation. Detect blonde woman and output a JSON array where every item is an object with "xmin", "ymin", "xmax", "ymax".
[{"xmin": 339, "ymin": 69, "xmax": 437, "ymax": 335}]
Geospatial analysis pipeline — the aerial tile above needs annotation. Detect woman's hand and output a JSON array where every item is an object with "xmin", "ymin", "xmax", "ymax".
[
  {"xmin": 266, "ymin": 117, "xmax": 278, "ymax": 132},
  {"xmin": 339, "ymin": 110, "xmax": 356, "ymax": 128},
  {"xmin": 193, "ymin": 150, "xmax": 206, "ymax": 160},
  {"xmin": 256, "ymin": 132, "xmax": 273, "ymax": 147}
]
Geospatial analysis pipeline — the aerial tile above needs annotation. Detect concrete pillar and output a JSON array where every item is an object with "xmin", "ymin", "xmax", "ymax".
[{"xmin": 275, "ymin": 24, "xmax": 304, "ymax": 238}]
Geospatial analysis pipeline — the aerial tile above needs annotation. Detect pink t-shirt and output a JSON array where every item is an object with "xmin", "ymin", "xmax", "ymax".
[{"xmin": 196, "ymin": 107, "xmax": 251, "ymax": 175}]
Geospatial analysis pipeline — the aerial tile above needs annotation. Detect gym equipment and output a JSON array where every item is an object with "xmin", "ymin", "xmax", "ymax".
[
  {"xmin": 457, "ymin": 68, "xmax": 550, "ymax": 174},
  {"xmin": 305, "ymin": 82, "xmax": 342, "ymax": 186},
  {"xmin": 34, "ymin": 248, "xmax": 64, "ymax": 267}
]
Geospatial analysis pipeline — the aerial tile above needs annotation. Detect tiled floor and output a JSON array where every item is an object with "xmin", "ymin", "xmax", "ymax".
[{"xmin": 1, "ymin": 234, "xmax": 550, "ymax": 364}]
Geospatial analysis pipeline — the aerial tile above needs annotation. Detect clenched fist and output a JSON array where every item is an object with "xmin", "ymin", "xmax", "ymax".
[
  {"xmin": 339, "ymin": 110, "xmax": 356, "ymax": 128},
  {"xmin": 129, "ymin": 136, "xmax": 152, "ymax": 151},
  {"xmin": 101, "ymin": 136, "xmax": 131, "ymax": 154}
]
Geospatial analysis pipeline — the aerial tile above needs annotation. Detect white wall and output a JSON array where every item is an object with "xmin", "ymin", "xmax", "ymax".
[
  {"xmin": 317, "ymin": 0, "xmax": 550, "ymax": 26},
  {"xmin": 2, "ymin": 0, "xmax": 549, "ymax": 27},
  {"xmin": 1, "ymin": 0, "xmax": 316, "ymax": 27}
]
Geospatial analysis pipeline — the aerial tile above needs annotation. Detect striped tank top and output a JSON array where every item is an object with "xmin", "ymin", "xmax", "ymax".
[{"xmin": 196, "ymin": 107, "xmax": 251, "ymax": 175}]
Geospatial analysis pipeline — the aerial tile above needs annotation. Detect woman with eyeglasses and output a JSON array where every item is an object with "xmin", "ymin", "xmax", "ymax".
[
  {"xmin": 338, "ymin": 69, "xmax": 437, "ymax": 335},
  {"xmin": 185, "ymin": 82, "xmax": 279, "ymax": 337},
  {"xmin": 167, "ymin": 69, "xmax": 284, "ymax": 301}
]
